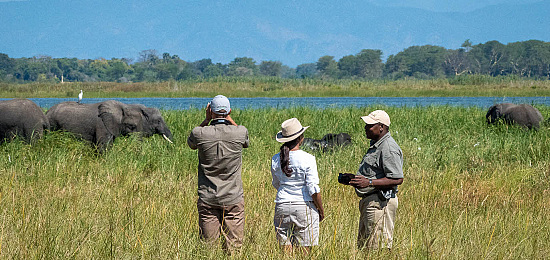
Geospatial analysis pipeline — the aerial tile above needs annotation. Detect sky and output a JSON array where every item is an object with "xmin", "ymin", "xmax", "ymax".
[{"xmin": 1, "ymin": 0, "xmax": 548, "ymax": 67}]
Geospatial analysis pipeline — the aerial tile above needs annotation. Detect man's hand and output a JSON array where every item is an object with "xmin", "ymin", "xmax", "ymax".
[
  {"xmin": 205, "ymin": 102, "xmax": 213, "ymax": 121},
  {"xmin": 199, "ymin": 103, "xmax": 213, "ymax": 127},
  {"xmin": 349, "ymin": 175, "xmax": 371, "ymax": 188},
  {"xmin": 226, "ymin": 114, "xmax": 237, "ymax": 126}
]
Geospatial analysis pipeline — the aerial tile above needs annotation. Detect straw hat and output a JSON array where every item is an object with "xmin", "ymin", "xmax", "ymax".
[{"xmin": 276, "ymin": 118, "xmax": 309, "ymax": 143}]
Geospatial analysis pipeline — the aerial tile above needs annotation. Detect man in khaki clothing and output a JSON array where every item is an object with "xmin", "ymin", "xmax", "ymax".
[
  {"xmin": 187, "ymin": 95, "xmax": 249, "ymax": 253},
  {"xmin": 349, "ymin": 110, "xmax": 404, "ymax": 250}
]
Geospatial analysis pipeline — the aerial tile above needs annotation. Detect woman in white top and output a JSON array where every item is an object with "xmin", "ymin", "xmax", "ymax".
[{"xmin": 271, "ymin": 118, "xmax": 325, "ymax": 254}]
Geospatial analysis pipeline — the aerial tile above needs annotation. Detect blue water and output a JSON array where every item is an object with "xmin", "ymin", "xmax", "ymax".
[{"xmin": 2, "ymin": 97, "xmax": 550, "ymax": 110}]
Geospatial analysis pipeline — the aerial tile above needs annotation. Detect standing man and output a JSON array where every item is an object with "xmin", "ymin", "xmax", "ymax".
[
  {"xmin": 187, "ymin": 95, "xmax": 249, "ymax": 253},
  {"xmin": 349, "ymin": 110, "xmax": 404, "ymax": 250}
]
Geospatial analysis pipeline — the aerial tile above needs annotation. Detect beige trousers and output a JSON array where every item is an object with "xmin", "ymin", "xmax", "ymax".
[
  {"xmin": 197, "ymin": 198, "xmax": 245, "ymax": 251},
  {"xmin": 357, "ymin": 195, "xmax": 398, "ymax": 249}
]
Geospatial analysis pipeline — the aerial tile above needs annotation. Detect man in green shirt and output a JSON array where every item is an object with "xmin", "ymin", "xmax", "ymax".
[
  {"xmin": 349, "ymin": 110, "xmax": 404, "ymax": 250},
  {"xmin": 188, "ymin": 95, "xmax": 249, "ymax": 253}
]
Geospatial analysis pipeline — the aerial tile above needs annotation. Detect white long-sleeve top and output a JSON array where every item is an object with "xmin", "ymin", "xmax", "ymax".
[{"xmin": 271, "ymin": 150, "xmax": 321, "ymax": 203}]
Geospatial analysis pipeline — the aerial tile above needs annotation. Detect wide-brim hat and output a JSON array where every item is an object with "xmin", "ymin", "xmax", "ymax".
[
  {"xmin": 276, "ymin": 118, "xmax": 309, "ymax": 143},
  {"xmin": 361, "ymin": 110, "xmax": 391, "ymax": 126}
]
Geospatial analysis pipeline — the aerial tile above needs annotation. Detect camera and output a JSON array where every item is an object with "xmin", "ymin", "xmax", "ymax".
[{"xmin": 338, "ymin": 173, "xmax": 355, "ymax": 185}]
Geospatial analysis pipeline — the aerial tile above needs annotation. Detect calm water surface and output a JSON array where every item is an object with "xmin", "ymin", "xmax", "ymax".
[{"xmin": 3, "ymin": 97, "xmax": 550, "ymax": 110}]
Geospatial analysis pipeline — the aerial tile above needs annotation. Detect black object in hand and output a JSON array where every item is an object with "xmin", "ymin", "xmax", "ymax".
[{"xmin": 338, "ymin": 173, "xmax": 355, "ymax": 185}]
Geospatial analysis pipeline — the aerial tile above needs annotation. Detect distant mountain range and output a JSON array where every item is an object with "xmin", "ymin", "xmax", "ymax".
[{"xmin": 1, "ymin": 0, "xmax": 549, "ymax": 67}]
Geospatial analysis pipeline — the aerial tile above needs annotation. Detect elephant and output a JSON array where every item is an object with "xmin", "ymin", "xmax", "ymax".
[
  {"xmin": 0, "ymin": 98, "xmax": 50, "ymax": 144},
  {"xmin": 302, "ymin": 132, "xmax": 352, "ymax": 152},
  {"xmin": 46, "ymin": 100, "xmax": 173, "ymax": 149},
  {"xmin": 486, "ymin": 103, "xmax": 544, "ymax": 129}
]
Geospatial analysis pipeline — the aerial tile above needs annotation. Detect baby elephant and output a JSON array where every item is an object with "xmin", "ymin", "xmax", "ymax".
[
  {"xmin": 486, "ymin": 103, "xmax": 543, "ymax": 129},
  {"xmin": 0, "ymin": 98, "xmax": 50, "ymax": 144}
]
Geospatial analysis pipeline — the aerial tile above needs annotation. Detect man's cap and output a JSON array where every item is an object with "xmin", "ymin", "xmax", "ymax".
[
  {"xmin": 276, "ymin": 118, "xmax": 309, "ymax": 143},
  {"xmin": 361, "ymin": 110, "xmax": 391, "ymax": 126},
  {"xmin": 210, "ymin": 95, "xmax": 230, "ymax": 115}
]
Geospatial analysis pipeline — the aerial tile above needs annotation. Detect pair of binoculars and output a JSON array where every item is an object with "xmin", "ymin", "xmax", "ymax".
[{"xmin": 338, "ymin": 173, "xmax": 355, "ymax": 185}]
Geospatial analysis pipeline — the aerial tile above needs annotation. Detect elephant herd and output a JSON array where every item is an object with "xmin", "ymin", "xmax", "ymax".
[
  {"xmin": 0, "ymin": 98, "xmax": 172, "ymax": 149},
  {"xmin": 0, "ymin": 99, "xmax": 545, "ymax": 149}
]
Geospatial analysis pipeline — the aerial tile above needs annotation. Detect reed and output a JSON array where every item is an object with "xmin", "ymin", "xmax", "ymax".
[
  {"xmin": 2, "ymin": 77, "xmax": 550, "ymax": 98},
  {"xmin": 0, "ymin": 106, "xmax": 549, "ymax": 259}
]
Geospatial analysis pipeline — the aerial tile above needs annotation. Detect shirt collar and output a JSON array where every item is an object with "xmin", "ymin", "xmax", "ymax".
[{"xmin": 370, "ymin": 132, "xmax": 391, "ymax": 148}]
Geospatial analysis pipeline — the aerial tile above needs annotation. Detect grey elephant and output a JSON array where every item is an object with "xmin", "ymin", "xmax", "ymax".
[
  {"xmin": 0, "ymin": 98, "xmax": 50, "ymax": 143},
  {"xmin": 46, "ymin": 100, "xmax": 173, "ymax": 149},
  {"xmin": 486, "ymin": 103, "xmax": 543, "ymax": 129}
]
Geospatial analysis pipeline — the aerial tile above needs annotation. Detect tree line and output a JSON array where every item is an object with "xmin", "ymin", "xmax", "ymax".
[{"xmin": 1, "ymin": 39, "xmax": 549, "ymax": 83}]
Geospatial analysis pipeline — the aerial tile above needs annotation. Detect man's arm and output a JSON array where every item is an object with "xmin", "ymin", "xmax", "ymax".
[
  {"xmin": 350, "ymin": 176, "xmax": 403, "ymax": 189},
  {"xmin": 187, "ymin": 131, "xmax": 198, "ymax": 150}
]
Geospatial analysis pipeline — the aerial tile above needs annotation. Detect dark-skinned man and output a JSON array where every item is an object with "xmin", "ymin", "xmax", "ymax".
[{"xmin": 349, "ymin": 110, "xmax": 404, "ymax": 250}]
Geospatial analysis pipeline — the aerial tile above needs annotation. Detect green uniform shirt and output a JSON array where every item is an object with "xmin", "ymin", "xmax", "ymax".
[
  {"xmin": 188, "ymin": 122, "xmax": 249, "ymax": 206},
  {"xmin": 355, "ymin": 133, "xmax": 403, "ymax": 197}
]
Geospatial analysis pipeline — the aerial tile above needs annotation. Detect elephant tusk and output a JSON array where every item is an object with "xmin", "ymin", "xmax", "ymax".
[{"xmin": 163, "ymin": 134, "xmax": 173, "ymax": 144}]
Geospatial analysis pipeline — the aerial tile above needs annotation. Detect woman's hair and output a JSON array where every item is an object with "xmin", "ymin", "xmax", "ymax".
[{"xmin": 280, "ymin": 134, "xmax": 304, "ymax": 177}]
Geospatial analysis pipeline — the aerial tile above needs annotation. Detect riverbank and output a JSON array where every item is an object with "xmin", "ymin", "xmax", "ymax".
[
  {"xmin": 2, "ymin": 77, "xmax": 550, "ymax": 98},
  {"xmin": 1, "ymin": 107, "xmax": 548, "ymax": 258}
]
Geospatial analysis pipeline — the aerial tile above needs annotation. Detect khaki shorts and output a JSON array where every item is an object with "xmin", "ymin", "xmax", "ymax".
[
  {"xmin": 274, "ymin": 201, "xmax": 319, "ymax": 246},
  {"xmin": 197, "ymin": 198, "xmax": 245, "ymax": 251},
  {"xmin": 357, "ymin": 194, "xmax": 398, "ymax": 249}
]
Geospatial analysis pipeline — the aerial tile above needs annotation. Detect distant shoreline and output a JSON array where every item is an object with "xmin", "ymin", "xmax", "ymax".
[{"xmin": 1, "ymin": 79, "xmax": 550, "ymax": 98}]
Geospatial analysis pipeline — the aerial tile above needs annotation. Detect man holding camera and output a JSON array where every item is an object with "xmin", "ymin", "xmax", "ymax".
[
  {"xmin": 187, "ymin": 95, "xmax": 249, "ymax": 253},
  {"xmin": 347, "ymin": 110, "xmax": 403, "ymax": 250}
]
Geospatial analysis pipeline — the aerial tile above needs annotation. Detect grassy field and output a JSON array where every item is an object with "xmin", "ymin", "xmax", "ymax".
[
  {"xmin": 2, "ymin": 77, "xmax": 550, "ymax": 98},
  {"xmin": 1, "ymin": 106, "xmax": 549, "ymax": 259}
]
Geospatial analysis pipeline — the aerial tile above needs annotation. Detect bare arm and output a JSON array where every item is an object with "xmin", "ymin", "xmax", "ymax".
[
  {"xmin": 311, "ymin": 193, "xmax": 325, "ymax": 222},
  {"xmin": 349, "ymin": 175, "xmax": 403, "ymax": 189}
]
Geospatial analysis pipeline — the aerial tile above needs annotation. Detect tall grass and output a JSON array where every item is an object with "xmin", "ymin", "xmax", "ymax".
[
  {"xmin": 2, "ymin": 77, "xmax": 550, "ymax": 98},
  {"xmin": 1, "ymin": 106, "xmax": 549, "ymax": 259}
]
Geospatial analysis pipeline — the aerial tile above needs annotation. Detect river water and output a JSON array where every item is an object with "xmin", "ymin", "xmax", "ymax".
[{"xmin": 3, "ymin": 97, "xmax": 550, "ymax": 110}]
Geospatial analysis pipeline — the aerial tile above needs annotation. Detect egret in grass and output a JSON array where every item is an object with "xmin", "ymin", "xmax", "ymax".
[{"xmin": 78, "ymin": 90, "xmax": 83, "ymax": 103}]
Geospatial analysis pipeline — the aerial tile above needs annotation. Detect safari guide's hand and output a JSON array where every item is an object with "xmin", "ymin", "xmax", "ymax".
[{"xmin": 349, "ymin": 175, "xmax": 370, "ymax": 188}]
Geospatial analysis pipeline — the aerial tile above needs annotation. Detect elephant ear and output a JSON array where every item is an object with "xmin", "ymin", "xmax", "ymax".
[
  {"xmin": 98, "ymin": 100, "xmax": 124, "ymax": 136},
  {"xmin": 486, "ymin": 105, "xmax": 500, "ymax": 123}
]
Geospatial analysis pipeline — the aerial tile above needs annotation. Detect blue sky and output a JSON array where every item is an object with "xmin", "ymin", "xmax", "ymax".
[{"xmin": 1, "ymin": 0, "xmax": 548, "ymax": 67}]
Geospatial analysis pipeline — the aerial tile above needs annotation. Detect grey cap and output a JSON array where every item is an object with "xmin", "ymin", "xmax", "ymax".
[{"xmin": 210, "ymin": 95, "xmax": 231, "ymax": 115}]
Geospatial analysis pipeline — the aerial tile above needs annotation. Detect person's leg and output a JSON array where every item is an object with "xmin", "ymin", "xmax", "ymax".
[
  {"xmin": 274, "ymin": 202, "xmax": 293, "ymax": 253},
  {"xmin": 294, "ymin": 202, "xmax": 319, "ymax": 249},
  {"xmin": 382, "ymin": 196, "xmax": 398, "ymax": 249},
  {"xmin": 357, "ymin": 196, "xmax": 385, "ymax": 250},
  {"xmin": 197, "ymin": 199, "xmax": 222, "ymax": 244},
  {"xmin": 221, "ymin": 200, "xmax": 245, "ymax": 252}
]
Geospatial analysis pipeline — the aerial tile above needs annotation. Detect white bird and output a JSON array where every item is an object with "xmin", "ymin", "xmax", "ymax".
[{"xmin": 78, "ymin": 90, "xmax": 83, "ymax": 103}]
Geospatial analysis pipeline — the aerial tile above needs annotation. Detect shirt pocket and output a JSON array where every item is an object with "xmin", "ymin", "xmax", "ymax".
[{"xmin": 364, "ymin": 153, "xmax": 379, "ymax": 168}]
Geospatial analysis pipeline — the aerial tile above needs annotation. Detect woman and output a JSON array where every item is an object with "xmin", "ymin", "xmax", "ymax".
[{"xmin": 271, "ymin": 118, "xmax": 325, "ymax": 254}]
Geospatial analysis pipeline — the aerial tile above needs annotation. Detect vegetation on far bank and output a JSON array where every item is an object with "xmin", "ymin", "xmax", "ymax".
[
  {"xmin": 2, "ymin": 40, "xmax": 550, "ymax": 84},
  {"xmin": 1, "ymin": 107, "xmax": 549, "ymax": 259},
  {"xmin": 2, "ymin": 76, "xmax": 550, "ymax": 98}
]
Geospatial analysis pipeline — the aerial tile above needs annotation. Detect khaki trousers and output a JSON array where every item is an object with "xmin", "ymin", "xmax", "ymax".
[
  {"xmin": 357, "ymin": 195, "xmax": 398, "ymax": 249},
  {"xmin": 197, "ymin": 198, "xmax": 245, "ymax": 251}
]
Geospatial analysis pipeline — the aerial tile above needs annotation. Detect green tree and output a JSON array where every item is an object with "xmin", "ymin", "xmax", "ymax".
[
  {"xmin": 227, "ymin": 57, "xmax": 257, "ymax": 76},
  {"xmin": 316, "ymin": 56, "xmax": 338, "ymax": 79},
  {"xmin": 259, "ymin": 60, "xmax": 282, "ymax": 77},
  {"xmin": 296, "ymin": 63, "xmax": 318, "ymax": 78},
  {"xmin": 0, "ymin": 53, "xmax": 15, "ymax": 80},
  {"xmin": 384, "ymin": 45, "xmax": 446, "ymax": 78}
]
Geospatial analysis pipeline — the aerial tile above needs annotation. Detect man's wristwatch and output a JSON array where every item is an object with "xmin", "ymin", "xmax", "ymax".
[{"xmin": 368, "ymin": 179, "xmax": 373, "ymax": 186}]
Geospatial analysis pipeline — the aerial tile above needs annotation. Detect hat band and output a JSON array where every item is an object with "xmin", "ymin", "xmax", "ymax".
[{"xmin": 282, "ymin": 127, "xmax": 304, "ymax": 138}]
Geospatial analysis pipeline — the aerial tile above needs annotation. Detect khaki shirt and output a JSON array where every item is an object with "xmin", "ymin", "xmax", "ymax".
[
  {"xmin": 355, "ymin": 133, "xmax": 403, "ymax": 197},
  {"xmin": 188, "ymin": 122, "xmax": 249, "ymax": 206}
]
